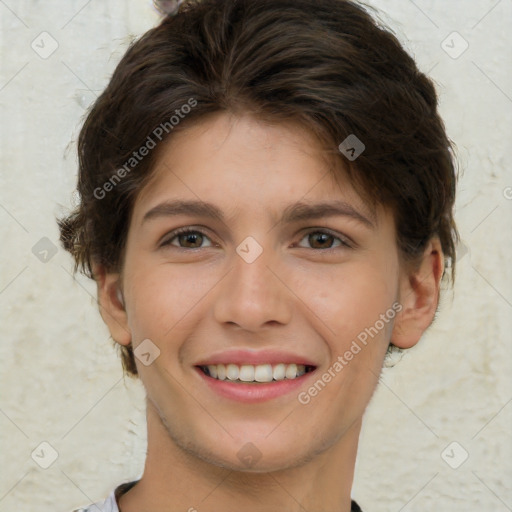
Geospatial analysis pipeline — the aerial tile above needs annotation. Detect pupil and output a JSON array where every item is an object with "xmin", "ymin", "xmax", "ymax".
[
  {"xmin": 313, "ymin": 233, "xmax": 331, "ymax": 248},
  {"xmin": 183, "ymin": 233, "xmax": 201, "ymax": 247}
]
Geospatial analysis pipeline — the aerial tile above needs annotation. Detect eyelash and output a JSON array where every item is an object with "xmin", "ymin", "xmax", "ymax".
[{"xmin": 159, "ymin": 227, "xmax": 353, "ymax": 251}]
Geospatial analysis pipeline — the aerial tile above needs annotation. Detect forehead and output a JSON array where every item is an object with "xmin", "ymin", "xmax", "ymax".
[{"xmin": 132, "ymin": 112, "xmax": 377, "ymax": 225}]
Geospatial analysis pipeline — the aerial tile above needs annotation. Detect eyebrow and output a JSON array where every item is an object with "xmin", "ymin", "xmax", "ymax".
[{"xmin": 142, "ymin": 199, "xmax": 375, "ymax": 229}]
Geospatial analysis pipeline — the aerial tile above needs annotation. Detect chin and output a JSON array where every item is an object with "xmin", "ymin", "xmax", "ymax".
[
  {"xmin": 201, "ymin": 445, "xmax": 319, "ymax": 474},
  {"xmin": 181, "ymin": 429, "xmax": 331, "ymax": 474}
]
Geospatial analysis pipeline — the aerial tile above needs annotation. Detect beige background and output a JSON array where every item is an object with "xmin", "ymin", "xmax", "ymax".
[{"xmin": 0, "ymin": 0, "xmax": 511, "ymax": 510}]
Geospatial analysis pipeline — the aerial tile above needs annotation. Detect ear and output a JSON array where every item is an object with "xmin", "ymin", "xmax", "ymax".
[
  {"xmin": 391, "ymin": 237, "xmax": 445, "ymax": 349},
  {"xmin": 93, "ymin": 263, "xmax": 132, "ymax": 347}
]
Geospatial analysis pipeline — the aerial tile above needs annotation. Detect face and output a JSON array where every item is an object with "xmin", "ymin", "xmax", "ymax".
[{"xmin": 116, "ymin": 113, "xmax": 406, "ymax": 471}]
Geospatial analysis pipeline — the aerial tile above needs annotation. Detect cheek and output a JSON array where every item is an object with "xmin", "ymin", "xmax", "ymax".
[
  {"xmin": 295, "ymin": 259, "xmax": 399, "ymax": 346},
  {"xmin": 124, "ymin": 261, "xmax": 220, "ymax": 341}
]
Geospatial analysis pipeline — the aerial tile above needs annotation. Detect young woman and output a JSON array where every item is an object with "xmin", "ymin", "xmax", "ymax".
[{"xmin": 61, "ymin": 0, "xmax": 458, "ymax": 510}]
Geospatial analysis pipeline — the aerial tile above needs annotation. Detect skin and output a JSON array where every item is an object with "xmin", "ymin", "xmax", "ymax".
[{"xmin": 95, "ymin": 112, "xmax": 444, "ymax": 512}]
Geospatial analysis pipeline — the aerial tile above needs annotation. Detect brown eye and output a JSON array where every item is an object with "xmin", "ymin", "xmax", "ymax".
[
  {"xmin": 161, "ymin": 229, "xmax": 213, "ymax": 249},
  {"xmin": 177, "ymin": 232, "xmax": 203, "ymax": 248},
  {"xmin": 297, "ymin": 230, "xmax": 350, "ymax": 250}
]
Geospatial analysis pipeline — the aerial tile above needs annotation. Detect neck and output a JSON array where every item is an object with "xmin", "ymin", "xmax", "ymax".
[{"xmin": 118, "ymin": 401, "xmax": 360, "ymax": 512}]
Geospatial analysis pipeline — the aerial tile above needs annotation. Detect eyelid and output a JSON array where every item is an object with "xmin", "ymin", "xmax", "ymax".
[
  {"xmin": 159, "ymin": 226, "xmax": 217, "ymax": 248},
  {"xmin": 159, "ymin": 225, "xmax": 354, "ymax": 250},
  {"xmin": 296, "ymin": 227, "xmax": 354, "ymax": 249}
]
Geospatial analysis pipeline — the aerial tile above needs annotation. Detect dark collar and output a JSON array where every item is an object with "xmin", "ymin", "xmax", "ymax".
[{"xmin": 115, "ymin": 481, "xmax": 363, "ymax": 511}]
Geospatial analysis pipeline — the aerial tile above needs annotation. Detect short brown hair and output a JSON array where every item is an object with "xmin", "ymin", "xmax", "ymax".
[{"xmin": 58, "ymin": 0, "xmax": 459, "ymax": 377}]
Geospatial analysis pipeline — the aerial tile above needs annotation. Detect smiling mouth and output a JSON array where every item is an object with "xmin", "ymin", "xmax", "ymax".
[{"xmin": 198, "ymin": 363, "xmax": 316, "ymax": 383}]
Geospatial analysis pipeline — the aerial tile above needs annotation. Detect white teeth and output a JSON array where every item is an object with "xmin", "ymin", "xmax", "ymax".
[
  {"xmin": 217, "ymin": 364, "xmax": 226, "ymax": 380},
  {"xmin": 203, "ymin": 363, "xmax": 308, "ymax": 382},
  {"xmin": 226, "ymin": 364, "xmax": 239, "ymax": 381},
  {"xmin": 254, "ymin": 364, "xmax": 273, "ymax": 383},
  {"xmin": 272, "ymin": 363, "xmax": 286, "ymax": 381},
  {"xmin": 285, "ymin": 363, "xmax": 298, "ymax": 380},
  {"xmin": 239, "ymin": 365, "xmax": 255, "ymax": 382}
]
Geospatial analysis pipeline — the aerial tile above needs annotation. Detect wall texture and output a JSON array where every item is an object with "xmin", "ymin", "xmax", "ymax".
[{"xmin": 0, "ymin": 1, "xmax": 510, "ymax": 511}]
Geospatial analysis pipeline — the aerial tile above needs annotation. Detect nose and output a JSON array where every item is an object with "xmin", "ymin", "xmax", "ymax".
[{"xmin": 213, "ymin": 245, "xmax": 293, "ymax": 332}]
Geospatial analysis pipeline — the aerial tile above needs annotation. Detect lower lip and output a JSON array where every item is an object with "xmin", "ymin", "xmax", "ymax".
[{"xmin": 195, "ymin": 367, "xmax": 315, "ymax": 403}]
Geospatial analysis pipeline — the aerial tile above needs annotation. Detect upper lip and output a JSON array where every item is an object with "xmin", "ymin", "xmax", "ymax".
[{"xmin": 195, "ymin": 349, "xmax": 318, "ymax": 367}]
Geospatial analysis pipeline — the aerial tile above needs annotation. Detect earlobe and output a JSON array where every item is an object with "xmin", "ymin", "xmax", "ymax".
[
  {"xmin": 93, "ymin": 263, "xmax": 132, "ymax": 347},
  {"xmin": 391, "ymin": 238, "xmax": 444, "ymax": 349}
]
